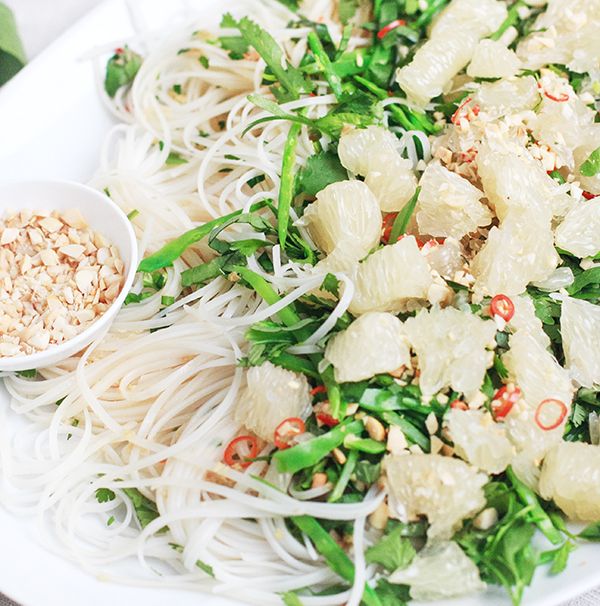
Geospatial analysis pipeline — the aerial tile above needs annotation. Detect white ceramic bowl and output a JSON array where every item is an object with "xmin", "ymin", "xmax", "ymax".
[{"xmin": 0, "ymin": 180, "xmax": 138, "ymax": 372}]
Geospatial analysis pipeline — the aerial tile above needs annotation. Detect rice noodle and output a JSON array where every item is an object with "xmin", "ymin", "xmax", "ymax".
[{"xmin": 0, "ymin": 3, "xmax": 385, "ymax": 604}]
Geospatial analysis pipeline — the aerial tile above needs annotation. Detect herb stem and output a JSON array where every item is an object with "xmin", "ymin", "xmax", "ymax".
[
  {"xmin": 489, "ymin": 1, "xmax": 526, "ymax": 41},
  {"xmin": 138, "ymin": 201, "xmax": 268, "ymax": 272},
  {"xmin": 290, "ymin": 516, "xmax": 383, "ymax": 606},
  {"xmin": 278, "ymin": 123, "xmax": 302, "ymax": 250},
  {"xmin": 506, "ymin": 467, "xmax": 563, "ymax": 545},
  {"xmin": 328, "ymin": 450, "xmax": 359, "ymax": 502},
  {"xmin": 307, "ymin": 31, "xmax": 344, "ymax": 98}
]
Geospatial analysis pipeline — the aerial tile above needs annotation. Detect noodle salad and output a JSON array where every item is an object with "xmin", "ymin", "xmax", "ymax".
[{"xmin": 3, "ymin": 0, "xmax": 600, "ymax": 604}]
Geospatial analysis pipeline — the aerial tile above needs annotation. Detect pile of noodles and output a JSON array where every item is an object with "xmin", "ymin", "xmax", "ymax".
[{"xmin": 0, "ymin": 1, "xmax": 430, "ymax": 604}]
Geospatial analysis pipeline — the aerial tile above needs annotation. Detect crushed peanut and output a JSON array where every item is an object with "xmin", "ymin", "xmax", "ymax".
[{"xmin": 0, "ymin": 209, "xmax": 125, "ymax": 357}]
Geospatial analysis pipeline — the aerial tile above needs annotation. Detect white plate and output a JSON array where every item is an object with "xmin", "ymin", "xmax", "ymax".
[{"xmin": 0, "ymin": 2, "xmax": 598, "ymax": 605}]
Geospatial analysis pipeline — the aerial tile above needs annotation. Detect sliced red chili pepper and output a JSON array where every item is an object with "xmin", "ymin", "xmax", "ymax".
[
  {"xmin": 534, "ymin": 398, "xmax": 568, "ymax": 431},
  {"xmin": 377, "ymin": 19, "xmax": 407, "ymax": 40},
  {"xmin": 544, "ymin": 91, "xmax": 569, "ymax": 103},
  {"xmin": 381, "ymin": 212, "xmax": 398, "ymax": 244},
  {"xmin": 115, "ymin": 47, "xmax": 124, "ymax": 55},
  {"xmin": 316, "ymin": 412, "xmax": 339, "ymax": 427},
  {"xmin": 490, "ymin": 294, "xmax": 515, "ymax": 322},
  {"xmin": 583, "ymin": 191, "xmax": 597, "ymax": 200},
  {"xmin": 451, "ymin": 97, "xmax": 472, "ymax": 125},
  {"xmin": 274, "ymin": 417, "xmax": 305, "ymax": 450},
  {"xmin": 450, "ymin": 399, "xmax": 468, "ymax": 411},
  {"xmin": 223, "ymin": 435, "xmax": 258, "ymax": 468},
  {"xmin": 310, "ymin": 385, "xmax": 327, "ymax": 397},
  {"xmin": 492, "ymin": 385, "xmax": 521, "ymax": 420}
]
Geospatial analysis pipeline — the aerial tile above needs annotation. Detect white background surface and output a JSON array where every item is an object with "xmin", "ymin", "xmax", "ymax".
[{"xmin": 0, "ymin": 1, "xmax": 599, "ymax": 605}]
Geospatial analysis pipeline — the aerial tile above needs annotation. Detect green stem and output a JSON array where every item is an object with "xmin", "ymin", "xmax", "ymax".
[
  {"xmin": 235, "ymin": 267, "xmax": 300, "ymax": 327},
  {"xmin": 489, "ymin": 1, "xmax": 526, "ymax": 41},
  {"xmin": 290, "ymin": 516, "xmax": 383, "ymax": 606},
  {"xmin": 278, "ymin": 123, "xmax": 301, "ymax": 250},
  {"xmin": 138, "ymin": 200, "xmax": 268, "ymax": 272},
  {"xmin": 328, "ymin": 450, "xmax": 359, "ymax": 502},
  {"xmin": 307, "ymin": 31, "xmax": 344, "ymax": 99},
  {"xmin": 506, "ymin": 467, "xmax": 563, "ymax": 545}
]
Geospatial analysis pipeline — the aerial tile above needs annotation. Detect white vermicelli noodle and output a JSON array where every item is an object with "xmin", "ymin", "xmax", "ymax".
[{"xmin": 0, "ymin": 3, "xmax": 384, "ymax": 604}]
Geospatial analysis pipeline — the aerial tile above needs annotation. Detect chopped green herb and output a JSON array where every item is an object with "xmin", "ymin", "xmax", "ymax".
[
  {"xmin": 95, "ymin": 488, "xmax": 116, "ymax": 503},
  {"xmin": 580, "ymin": 146, "xmax": 600, "ymax": 177},
  {"xmin": 105, "ymin": 47, "xmax": 142, "ymax": 98}
]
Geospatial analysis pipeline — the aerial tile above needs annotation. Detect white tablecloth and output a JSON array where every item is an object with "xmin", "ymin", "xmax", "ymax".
[{"xmin": 1, "ymin": 1, "xmax": 599, "ymax": 605}]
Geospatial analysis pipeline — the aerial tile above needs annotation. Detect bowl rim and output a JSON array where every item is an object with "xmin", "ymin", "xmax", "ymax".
[{"xmin": 0, "ymin": 179, "xmax": 138, "ymax": 371}]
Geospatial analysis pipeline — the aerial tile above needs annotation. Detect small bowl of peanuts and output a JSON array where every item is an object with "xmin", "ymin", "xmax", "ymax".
[{"xmin": 0, "ymin": 180, "xmax": 138, "ymax": 372}]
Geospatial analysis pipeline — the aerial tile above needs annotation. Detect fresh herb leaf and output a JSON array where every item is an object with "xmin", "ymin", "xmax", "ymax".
[
  {"xmin": 339, "ymin": 0, "xmax": 359, "ymax": 23},
  {"xmin": 354, "ymin": 460, "xmax": 381, "ymax": 484},
  {"xmin": 166, "ymin": 151, "xmax": 188, "ymax": 166},
  {"xmin": 374, "ymin": 579, "xmax": 410, "ymax": 606},
  {"xmin": 388, "ymin": 187, "xmax": 420, "ymax": 244},
  {"xmin": 122, "ymin": 487, "xmax": 160, "ymax": 529},
  {"xmin": 579, "ymin": 521, "xmax": 600, "ymax": 541},
  {"xmin": 16, "ymin": 368, "xmax": 37, "ymax": 378},
  {"xmin": 105, "ymin": 47, "xmax": 142, "ymax": 98},
  {"xmin": 297, "ymin": 151, "xmax": 348, "ymax": 197},
  {"xmin": 95, "ymin": 488, "xmax": 116, "ymax": 503},
  {"xmin": 580, "ymin": 146, "xmax": 600, "ymax": 177},
  {"xmin": 138, "ymin": 201, "xmax": 268, "ymax": 272},
  {"xmin": 321, "ymin": 273, "xmax": 340, "ymax": 297},
  {"xmin": 365, "ymin": 526, "xmax": 416, "ymax": 571},
  {"xmin": 290, "ymin": 516, "xmax": 383, "ymax": 606},
  {"xmin": 226, "ymin": 15, "xmax": 312, "ymax": 98}
]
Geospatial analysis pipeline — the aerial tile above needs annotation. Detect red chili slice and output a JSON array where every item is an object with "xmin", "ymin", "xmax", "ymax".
[
  {"xmin": 223, "ymin": 435, "xmax": 259, "ymax": 468},
  {"xmin": 492, "ymin": 385, "xmax": 521, "ymax": 420},
  {"xmin": 544, "ymin": 91, "xmax": 569, "ymax": 103},
  {"xmin": 316, "ymin": 412, "xmax": 339, "ymax": 427},
  {"xmin": 381, "ymin": 213, "xmax": 398, "ymax": 243},
  {"xmin": 274, "ymin": 417, "xmax": 305, "ymax": 450},
  {"xmin": 534, "ymin": 398, "xmax": 568, "ymax": 431},
  {"xmin": 377, "ymin": 19, "xmax": 407, "ymax": 40},
  {"xmin": 583, "ymin": 191, "xmax": 597, "ymax": 200},
  {"xmin": 310, "ymin": 385, "xmax": 327, "ymax": 397},
  {"xmin": 450, "ymin": 399, "xmax": 468, "ymax": 411},
  {"xmin": 490, "ymin": 294, "xmax": 515, "ymax": 322},
  {"xmin": 451, "ymin": 97, "xmax": 473, "ymax": 125}
]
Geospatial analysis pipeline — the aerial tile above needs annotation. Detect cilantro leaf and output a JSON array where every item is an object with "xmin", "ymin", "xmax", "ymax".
[
  {"xmin": 374, "ymin": 579, "xmax": 410, "ymax": 606},
  {"xmin": 297, "ymin": 151, "xmax": 348, "ymax": 197},
  {"xmin": 226, "ymin": 15, "xmax": 312, "ymax": 98},
  {"xmin": 95, "ymin": 488, "xmax": 116, "ymax": 503},
  {"xmin": 122, "ymin": 487, "xmax": 160, "ymax": 529},
  {"xmin": 365, "ymin": 526, "xmax": 416, "ymax": 571},
  {"xmin": 321, "ymin": 273, "xmax": 340, "ymax": 297},
  {"xmin": 105, "ymin": 47, "xmax": 142, "ymax": 98},
  {"xmin": 580, "ymin": 146, "xmax": 600, "ymax": 177}
]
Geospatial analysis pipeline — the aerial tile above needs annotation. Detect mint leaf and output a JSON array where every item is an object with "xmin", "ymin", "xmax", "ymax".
[
  {"xmin": 580, "ymin": 146, "xmax": 600, "ymax": 177},
  {"xmin": 297, "ymin": 151, "xmax": 348, "ymax": 197},
  {"xmin": 365, "ymin": 526, "xmax": 416, "ymax": 571},
  {"xmin": 374, "ymin": 578, "xmax": 410, "ymax": 606}
]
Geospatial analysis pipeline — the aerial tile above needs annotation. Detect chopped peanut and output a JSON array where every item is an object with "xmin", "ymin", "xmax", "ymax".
[{"xmin": 0, "ymin": 209, "xmax": 125, "ymax": 357}]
